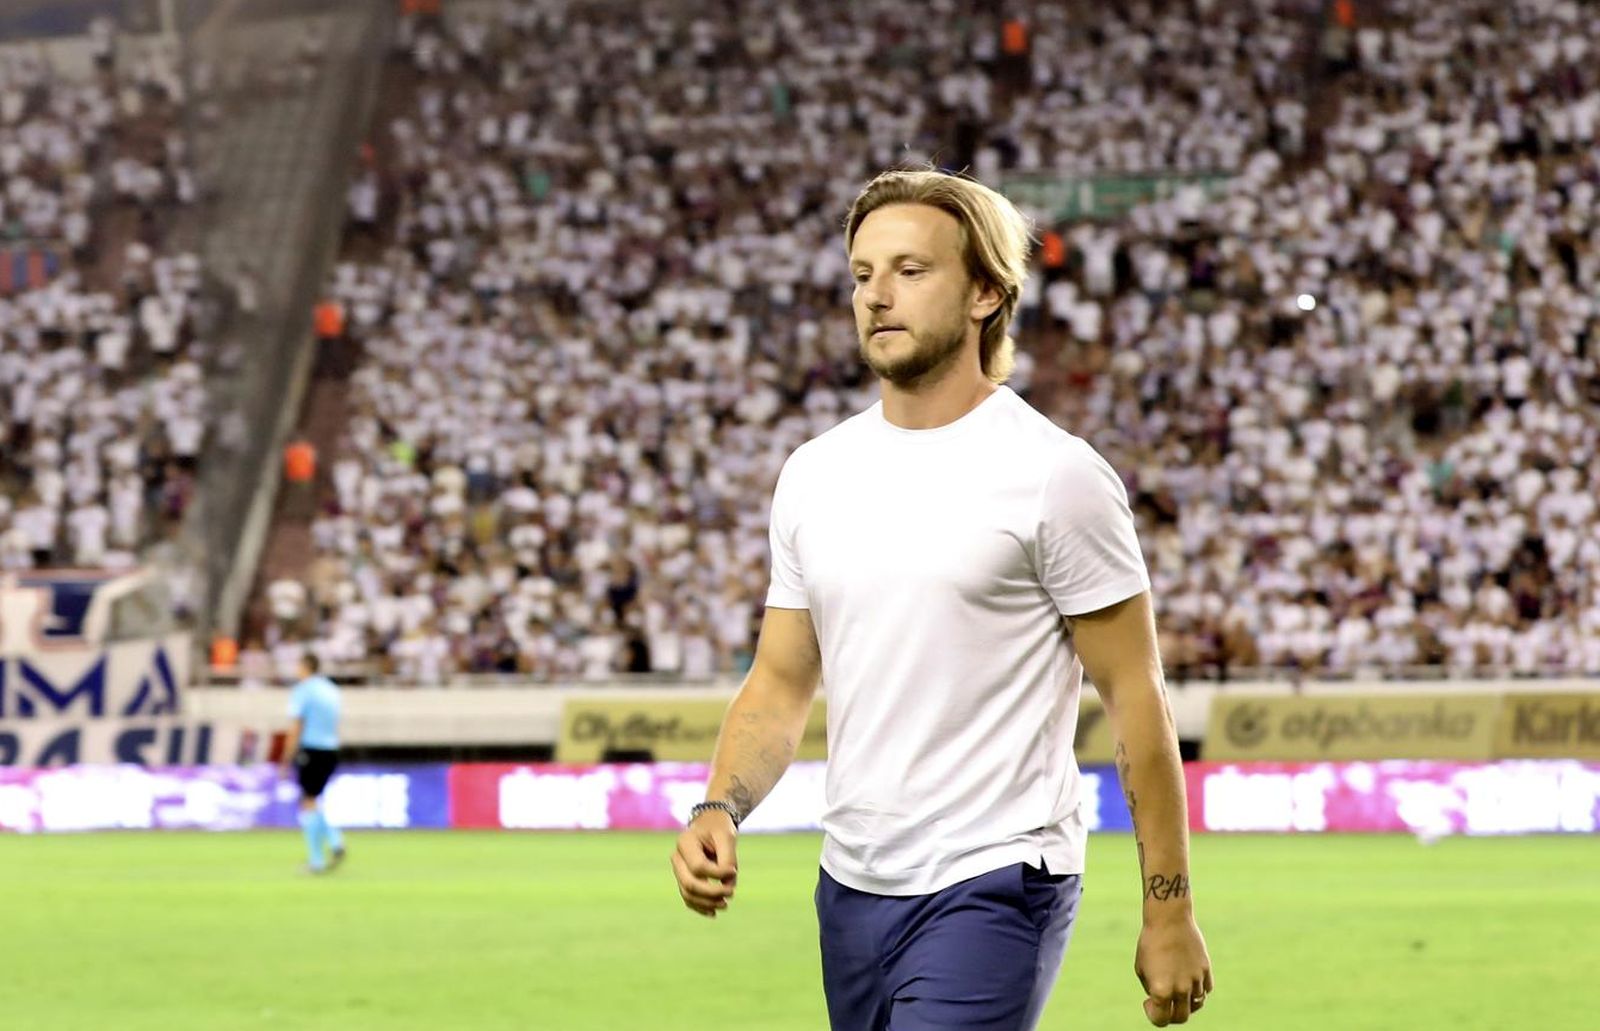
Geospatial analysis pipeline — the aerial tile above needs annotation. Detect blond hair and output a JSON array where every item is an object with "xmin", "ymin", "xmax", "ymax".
[{"xmin": 844, "ymin": 169, "xmax": 1034, "ymax": 384}]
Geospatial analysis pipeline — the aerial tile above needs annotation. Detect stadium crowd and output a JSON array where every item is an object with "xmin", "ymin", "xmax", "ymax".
[
  {"xmin": 0, "ymin": 40, "xmax": 208, "ymax": 580},
  {"xmin": 1092, "ymin": 0, "xmax": 1600, "ymax": 677},
  {"xmin": 258, "ymin": 0, "xmax": 1600, "ymax": 682}
]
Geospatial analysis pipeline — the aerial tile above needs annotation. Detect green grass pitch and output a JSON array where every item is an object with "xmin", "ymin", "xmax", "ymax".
[{"xmin": 0, "ymin": 831, "xmax": 1592, "ymax": 1030}]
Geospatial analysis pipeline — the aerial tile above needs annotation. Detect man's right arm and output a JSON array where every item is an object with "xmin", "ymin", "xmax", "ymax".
[
  {"xmin": 279, "ymin": 717, "xmax": 303, "ymax": 779},
  {"xmin": 704, "ymin": 606, "xmax": 822, "ymax": 822},
  {"xmin": 670, "ymin": 606, "xmax": 822, "ymax": 918}
]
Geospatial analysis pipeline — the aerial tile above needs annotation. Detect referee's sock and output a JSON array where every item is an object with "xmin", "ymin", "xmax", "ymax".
[
  {"xmin": 299, "ymin": 809, "xmax": 325, "ymax": 869},
  {"xmin": 316, "ymin": 809, "xmax": 344, "ymax": 854}
]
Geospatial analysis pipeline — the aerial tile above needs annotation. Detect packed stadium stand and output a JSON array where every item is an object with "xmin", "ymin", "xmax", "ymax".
[
  {"xmin": 1090, "ymin": 0, "xmax": 1600, "ymax": 679},
  {"xmin": 0, "ymin": 2, "xmax": 378, "ymax": 637},
  {"xmin": 203, "ymin": 0, "xmax": 1598, "ymax": 684},
  {"xmin": 3, "ymin": 2, "xmax": 1587, "ymax": 691},
  {"xmin": 0, "ymin": 31, "xmax": 206, "ymax": 581}
]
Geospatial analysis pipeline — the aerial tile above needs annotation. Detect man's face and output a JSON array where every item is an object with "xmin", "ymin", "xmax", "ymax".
[{"xmin": 850, "ymin": 204, "xmax": 983, "ymax": 390}]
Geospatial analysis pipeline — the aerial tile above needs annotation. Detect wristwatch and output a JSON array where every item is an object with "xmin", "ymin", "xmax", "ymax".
[{"xmin": 688, "ymin": 800, "xmax": 744, "ymax": 828}]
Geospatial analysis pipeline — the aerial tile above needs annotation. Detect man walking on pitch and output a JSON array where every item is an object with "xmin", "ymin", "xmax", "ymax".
[
  {"xmin": 281, "ymin": 654, "xmax": 346, "ymax": 874},
  {"xmin": 670, "ymin": 169, "xmax": 1213, "ymax": 1029}
]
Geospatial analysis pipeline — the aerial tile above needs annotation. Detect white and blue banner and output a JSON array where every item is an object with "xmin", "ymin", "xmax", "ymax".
[
  {"xmin": 0, "ymin": 634, "xmax": 188, "ymax": 720},
  {"xmin": 2, "ymin": 573, "xmax": 198, "ymax": 765}
]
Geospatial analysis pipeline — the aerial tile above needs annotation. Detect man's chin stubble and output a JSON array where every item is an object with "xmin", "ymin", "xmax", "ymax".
[{"xmin": 860, "ymin": 334, "xmax": 964, "ymax": 391}]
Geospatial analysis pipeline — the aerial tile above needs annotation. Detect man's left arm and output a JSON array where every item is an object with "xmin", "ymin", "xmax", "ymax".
[{"xmin": 1072, "ymin": 590, "xmax": 1213, "ymax": 1028}]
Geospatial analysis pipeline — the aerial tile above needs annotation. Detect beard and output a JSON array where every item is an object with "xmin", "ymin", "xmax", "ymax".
[{"xmin": 858, "ymin": 319, "xmax": 967, "ymax": 390}]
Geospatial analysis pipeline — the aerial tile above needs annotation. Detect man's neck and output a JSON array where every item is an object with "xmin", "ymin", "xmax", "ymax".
[{"xmin": 880, "ymin": 367, "xmax": 998, "ymax": 430}]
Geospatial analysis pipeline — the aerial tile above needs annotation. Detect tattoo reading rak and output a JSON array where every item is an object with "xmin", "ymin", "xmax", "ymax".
[{"xmin": 1143, "ymin": 873, "xmax": 1192, "ymax": 902}]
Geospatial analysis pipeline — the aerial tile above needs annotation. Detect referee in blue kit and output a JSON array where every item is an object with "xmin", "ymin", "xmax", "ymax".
[{"xmin": 280, "ymin": 654, "xmax": 347, "ymax": 874}]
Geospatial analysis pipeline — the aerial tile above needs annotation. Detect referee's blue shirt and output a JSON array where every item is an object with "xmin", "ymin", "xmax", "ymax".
[{"xmin": 288, "ymin": 675, "xmax": 342, "ymax": 750}]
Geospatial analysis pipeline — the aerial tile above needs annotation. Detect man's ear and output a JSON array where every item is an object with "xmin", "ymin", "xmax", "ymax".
[{"xmin": 970, "ymin": 279, "xmax": 1004, "ymax": 322}]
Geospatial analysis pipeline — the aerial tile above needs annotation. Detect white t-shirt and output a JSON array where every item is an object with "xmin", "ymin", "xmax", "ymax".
[{"xmin": 767, "ymin": 386, "xmax": 1150, "ymax": 895}]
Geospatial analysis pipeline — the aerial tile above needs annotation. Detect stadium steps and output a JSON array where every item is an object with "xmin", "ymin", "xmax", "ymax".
[
  {"xmin": 248, "ymin": 366, "xmax": 356, "ymax": 632},
  {"xmin": 241, "ymin": 41, "xmax": 428, "ymax": 643},
  {"xmin": 181, "ymin": 0, "xmax": 390, "ymax": 641}
]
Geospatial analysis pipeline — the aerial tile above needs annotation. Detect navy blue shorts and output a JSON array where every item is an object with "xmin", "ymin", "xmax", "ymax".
[{"xmin": 816, "ymin": 863, "xmax": 1082, "ymax": 1031}]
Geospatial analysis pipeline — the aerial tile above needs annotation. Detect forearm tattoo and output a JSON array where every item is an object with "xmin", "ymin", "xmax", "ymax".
[
  {"xmin": 1115, "ymin": 742, "xmax": 1146, "ymax": 875},
  {"xmin": 716, "ymin": 709, "xmax": 795, "ymax": 821},
  {"xmin": 1144, "ymin": 873, "xmax": 1192, "ymax": 902},
  {"xmin": 726, "ymin": 773, "xmax": 756, "ymax": 820}
]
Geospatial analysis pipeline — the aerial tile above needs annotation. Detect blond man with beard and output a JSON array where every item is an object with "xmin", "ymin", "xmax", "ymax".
[{"xmin": 671, "ymin": 170, "xmax": 1213, "ymax": 1030}]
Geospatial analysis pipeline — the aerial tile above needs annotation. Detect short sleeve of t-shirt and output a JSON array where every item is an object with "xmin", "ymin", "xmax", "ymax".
[
  {"xmin": 1036, "ymin": 440, "xmax": 1151, "ymax": 616},
  {"xmin": 765, "ymin": 450, "xmax": 809, "ymax": 609},
  {"xmin": 287, "ymin": 683, "xmax": 307, "ymax": 720}
]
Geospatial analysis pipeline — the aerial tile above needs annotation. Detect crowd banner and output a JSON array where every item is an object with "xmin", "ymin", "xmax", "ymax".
[
  {"xmin": 0, "ymin": 634, "xmax": 190, "ymax": 721},
  {"xmin": 1000, "ymin": 172, "xmax": 1232, "ymax": 221},
  {"xmin": 0, "ymin": 627, "xmax": 204, "ymax": 765},
  {"xmin": 0, "ymin": 717, "xmax": 262, "ymax": 767},
  {"xmin": 1494, "ymin": 692, "xmax": 1600, "ymax": 759},
  {"xmin": 0, "ymin": 612, "xmax": 202, "ymax": 764},
  {"xmin": 1204, "ymin": 693, "xmax": 1499, "ymax": 761},
  {"xmin": 556, "ymin": 696, "xmax": 829, "ymax": 762},
  {"xmin": 3, "ymin": 570, "xmax": 195, "ymax": 767}
]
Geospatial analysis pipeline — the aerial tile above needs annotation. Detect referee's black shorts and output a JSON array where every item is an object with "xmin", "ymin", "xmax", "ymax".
[{"xmin": 295, "ymin": 748, "xmax": 340, "ymax": 798}]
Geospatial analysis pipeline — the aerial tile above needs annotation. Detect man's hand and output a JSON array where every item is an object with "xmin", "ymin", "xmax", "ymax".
[
  {"xmin": 670, "ymin": 811, "xmax": 738, "ymax": 918},
  {"xmin": 1135, "ymin": 914, "xmax": 1213, "ymax": 1026}
]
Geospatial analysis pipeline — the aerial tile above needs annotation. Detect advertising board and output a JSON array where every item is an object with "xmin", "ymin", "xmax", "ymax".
[
  {"xmin": 1494, "ymin": 693, "xmax": 1600, "ymax": 760},
  {"xmin": 1186, "ymin": 760, "xmax": 1600, "ymax": 835},
  {"xmin": 1205, "ymin": 694, "xmax": 1500, "ymax": 761},
  {"xmin": 0, "ymin": 764, "xmax": 450, "ymax": 833}
]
